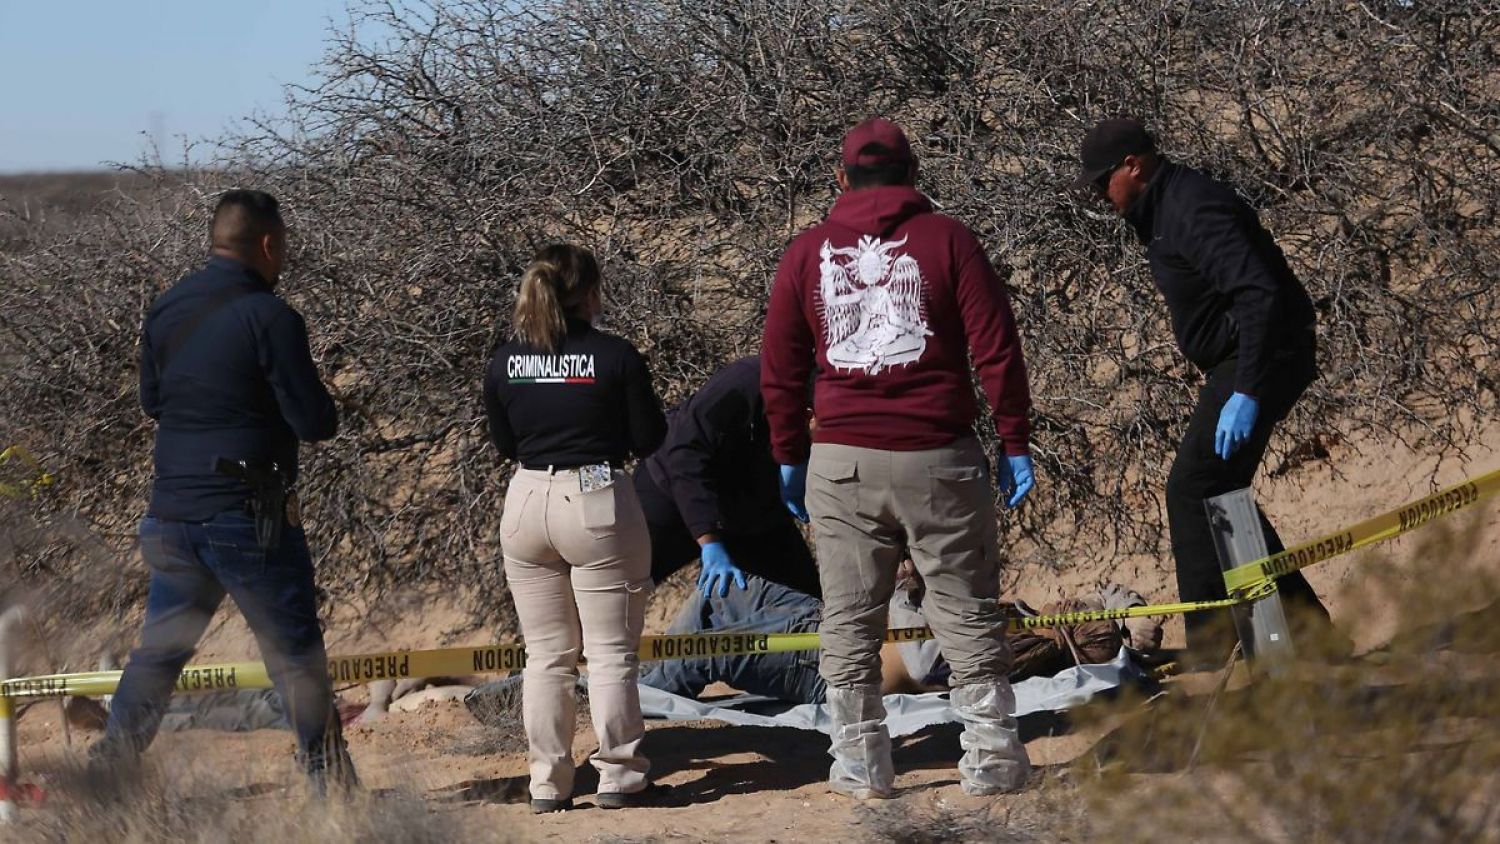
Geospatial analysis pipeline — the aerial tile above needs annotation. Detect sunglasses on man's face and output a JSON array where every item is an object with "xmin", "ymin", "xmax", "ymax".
[{"xmin": 1093, "ymin": 161, "xmax": 1123, "ymax": 194}]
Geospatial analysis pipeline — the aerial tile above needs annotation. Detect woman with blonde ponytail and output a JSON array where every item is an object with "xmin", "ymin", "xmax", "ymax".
[
  {"xmin": 482, "ymin": 243, "xmax": 668, "ymax": 813},
  {"xmin": 511, "ymin": 246, "xmax": 580, "ymax": 352}
]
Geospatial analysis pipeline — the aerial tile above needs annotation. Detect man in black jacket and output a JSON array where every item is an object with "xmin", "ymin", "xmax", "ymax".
[
  {"xmin": 633, "ymin": 356, "xmax": 821, "ymax": 599},
  {"xmin": 1073, "ymin": 118, "xmax": 1340, "ymax": 661},
  {"xmin": 91, "ymin": 190, "xmax": 355, "ymax": 789}
]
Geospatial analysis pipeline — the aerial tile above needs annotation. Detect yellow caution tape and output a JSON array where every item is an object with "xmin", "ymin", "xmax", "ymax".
[
  {"xmin": 1006, "ymin": 592, "xmax": 1265, "ymax": 632},
  {"xmin": 0, "ymin": 445, "xmax": 54, "ymax": 501},
  {"xmin": 1223, "ymin": 467, "xmax": 1500, "ymax": 595},
  {"xmin": 0, "ymin": 627, "xmax": 937, "ymax": 700},
  {"xmin": 3, "ymin": 467, "xmax": 1493, "ymax": 702},
  {"xmin": 0, "ymin": 602, "xmax": 1256, "ymax": 701}
]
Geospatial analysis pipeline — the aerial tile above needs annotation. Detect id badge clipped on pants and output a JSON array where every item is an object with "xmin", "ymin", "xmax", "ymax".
[{"xmin": 578, "ymin": 463, "xmax": 616, "ymax": 494}]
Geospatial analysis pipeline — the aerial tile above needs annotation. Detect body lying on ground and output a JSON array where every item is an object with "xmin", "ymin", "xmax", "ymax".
[
  {"xmin": 455, "ymin": 567, "xmax": 1164, "ymax": 720},
  {"xmin": 625, "ymin": 569, "xmax": 1161, "ymax": 705},
  {"xmin": 64, "ymin": 573, "xmax": 1162, "ymax": 733}
]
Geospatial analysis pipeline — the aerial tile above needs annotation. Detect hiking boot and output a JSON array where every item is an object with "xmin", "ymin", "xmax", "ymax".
[
  {"xmin": 530, "ymin": 797, "xmax": 574, "ymax": 814},
  {"xmin": 82, "ymin": 736, "xmax": 144, "ymax": 790},
  {"xmin": 1286, "ymin": 607, "xmax": 1357, "ymax": 664},
  {"xmin": 596, "ymin": 783, "xmax": 670, "ymax": 809},
  {"xmin": 300, "ymin": 734, "xmax": 361, "ymax": 798}
]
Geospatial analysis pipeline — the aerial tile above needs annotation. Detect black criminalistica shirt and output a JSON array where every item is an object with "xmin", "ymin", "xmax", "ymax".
[
  {"xmin": 1124, "ymin": 161, "xmax": 1317, "ymax": 397},
  {"xmin": 643, "ymin": 356, "xmax": 784, "ymax": 539},
  {"xmin": 141, "ymin": 256, "xmax": 338, "ymax": 521},
  {"xmin": 483, "ymin": 320, "xmax": 667, "ymax": 468}
]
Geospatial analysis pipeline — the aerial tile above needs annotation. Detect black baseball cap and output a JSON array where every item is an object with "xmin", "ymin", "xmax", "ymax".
[{"xmin": 1071, "ymin": 118, "xmax": 1156, "ymax": 191}]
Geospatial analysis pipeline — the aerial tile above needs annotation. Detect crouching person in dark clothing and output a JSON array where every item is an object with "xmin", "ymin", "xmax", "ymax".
[
  {"xmin": 634, "ymin": 355, "xmax": 821, "ymax": 600},
  {"xmin": 91, "ymin": 190, "xmax": 355, "ymax": 791}
]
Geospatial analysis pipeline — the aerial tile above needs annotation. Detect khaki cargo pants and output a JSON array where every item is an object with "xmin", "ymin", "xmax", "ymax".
[
  {"xmin": 808, "ymin": 438, "xmax": 1012, "ymax": 690},
  {"xmin": 501, "ymin": 467, "xmax": 653, "ymax": 800}
]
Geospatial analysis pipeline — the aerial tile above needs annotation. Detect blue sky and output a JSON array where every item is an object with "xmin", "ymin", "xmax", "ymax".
[{"xmin": 0, "ymin": 1, "xmax": 369, "ymax": 173}]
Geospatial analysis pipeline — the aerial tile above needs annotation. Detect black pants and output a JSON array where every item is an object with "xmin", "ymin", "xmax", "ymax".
[
  {"xmin": 1167, "ymin": 353, "xmax": 1331, "ymax": 653},
  {"xmin": 633, "ymin": 470, "xmax": 822, "ymax": 599}
]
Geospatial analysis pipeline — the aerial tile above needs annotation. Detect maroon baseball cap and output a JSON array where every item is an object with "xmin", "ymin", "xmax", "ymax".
[{"xmin": 842, "ymin": 118, "xmax": 913, "ymax": 168}]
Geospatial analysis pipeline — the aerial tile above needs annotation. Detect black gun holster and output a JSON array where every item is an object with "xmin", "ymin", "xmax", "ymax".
[{"xmin": 215, "ymin": 457, "xmax": 289, "ymax": 551}]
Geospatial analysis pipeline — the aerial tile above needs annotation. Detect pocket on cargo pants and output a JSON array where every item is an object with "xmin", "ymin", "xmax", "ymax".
[
  {"xmin": 808, "ymin": 457, "xmax": 865, "ymax": 601},
  {"xmin": 922, "ymin": 458, "xmax": 1001, "ymax": 589},
  {"xmin": 927, "ymin": 463, "xmax": 989, "ymax": 525}
]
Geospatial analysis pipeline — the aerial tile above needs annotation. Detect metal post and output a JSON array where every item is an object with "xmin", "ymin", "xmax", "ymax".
[
  {"xmin": 1205, "ymin": 488, "xmax": 1295, "ymax": 676},
  {"xmin": 0, "ymin": 605, "xmax": 21, "ymax": 823},
  {"xmin": 0, "ymin": 695, "xmax": 15, "ymax": 824}
]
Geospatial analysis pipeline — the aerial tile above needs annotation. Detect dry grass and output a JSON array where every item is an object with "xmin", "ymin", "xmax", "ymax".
[
  {"xmin": 1064, "ymin": 520, "xmax": 1500, "ymax": 843},
  {"xmin": 859, "ymin": 790, "xmax": 1087, "ymax": 843},
  {"xmin": 11, "ymin": 757, "xmax": 480, "ymax": 843},
  {"xmin": 6, "ymin": 520, "xmax": 1498, "ymax": 842},
  {"xmin": 853, "ymin": 517, "xmax": 1500, "ymax": 844},
  {"xmin": 455, "ymin": 673, "xmax": 592, "ymax": 758}
]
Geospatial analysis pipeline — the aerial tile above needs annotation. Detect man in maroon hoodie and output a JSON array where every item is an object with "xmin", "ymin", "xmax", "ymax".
[{"xmin": 761, "ymin": 118, "xmax": 1035, "ymax": 799}]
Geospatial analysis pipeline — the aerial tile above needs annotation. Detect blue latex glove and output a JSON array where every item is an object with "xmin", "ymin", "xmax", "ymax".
[
  {"xmin": 779, "ymin": 463, "xmax": 809, "ymax": 523},
  {"xmin": 997, "ymin": 454, "xmax": 1036, "ymax": 509},
  {"xmin": 697, "ymin": 541, "xmax": 747, "ymax": 598},
  {"xmin": 1215, "ymin": 392, "xmax": 1259, "ymax": 459}
]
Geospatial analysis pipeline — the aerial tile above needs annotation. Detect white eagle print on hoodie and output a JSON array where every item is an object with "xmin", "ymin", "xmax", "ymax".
[{"xmin": 817, "ymin": 235, "xmax": 933, "ymax": 375}]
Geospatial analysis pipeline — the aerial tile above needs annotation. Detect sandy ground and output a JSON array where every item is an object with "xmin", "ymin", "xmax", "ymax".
[
  {"xmin": 11, "ymin": 688, "xmax": 1117, "ymax": 841},
  {"xmin": 5, "ymin": 422, "xmax": 1499, "ymax": 840}
]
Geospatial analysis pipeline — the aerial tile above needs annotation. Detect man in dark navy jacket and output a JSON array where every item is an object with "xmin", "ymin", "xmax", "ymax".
[
  {"xmin": 633, "ymin": 356, "xmax": 821, "ymax": 599},
  {"xmin": 92, "ymin": 190, "xmax": 355, "ymax": 789},
  {"xmin": 1073, "ymin": 118, "xmax": 1340, "ymax": 663}
]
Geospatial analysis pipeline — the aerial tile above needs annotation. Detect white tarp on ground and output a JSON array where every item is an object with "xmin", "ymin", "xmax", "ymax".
[{"xmin": 639, "ymin": 647, "xmax": 1141, "ymax": 738}]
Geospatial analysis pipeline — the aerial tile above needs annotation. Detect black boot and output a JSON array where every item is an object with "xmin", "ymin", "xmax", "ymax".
[{"xmin": 300, "ymin": 732, "xmax": 360, "ymax": 797}]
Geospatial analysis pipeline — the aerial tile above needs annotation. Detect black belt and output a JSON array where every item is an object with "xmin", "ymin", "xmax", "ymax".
[{"xmin": 521, "ymin": 462, "xmax": 625, "ymax": 473}]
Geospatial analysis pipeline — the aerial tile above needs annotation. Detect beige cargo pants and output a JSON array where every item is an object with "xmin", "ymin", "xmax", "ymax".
[
  {"xmin": 807, "ymin": 438, "xmax": 1012, "ymax": 688},
  {"xmin": 501, "ymin": 467, "xmax": 653, "ymax": 801}
]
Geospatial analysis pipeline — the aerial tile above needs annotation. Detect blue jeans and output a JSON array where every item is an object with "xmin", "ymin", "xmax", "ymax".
[
  {"xmin": 97, "ymin": 512, "xmax": 349, "ymax": 778},
  {"xmin": 639, "ymin": 574, "xmax": 826, "ymax": 704}
]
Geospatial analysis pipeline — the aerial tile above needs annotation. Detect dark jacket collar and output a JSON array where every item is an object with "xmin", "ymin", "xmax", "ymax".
[
  {"xmin": 207, "ymin": 254, "xmax": 273, "ymax": 289},
  {"xmin": 1124, "ymin": 159, "xmax": 1177, "ymax": 245}
]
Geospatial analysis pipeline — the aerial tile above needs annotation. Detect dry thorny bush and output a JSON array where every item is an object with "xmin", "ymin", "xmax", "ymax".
[{"xmin": 1, "ymin": 1, "xmax": 1496, "ymax": 640}]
